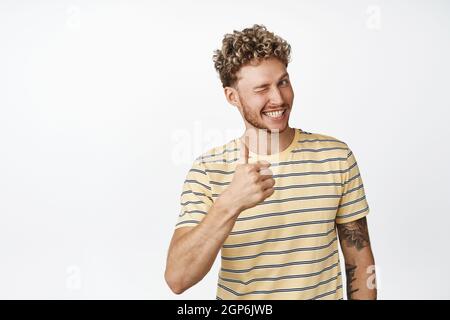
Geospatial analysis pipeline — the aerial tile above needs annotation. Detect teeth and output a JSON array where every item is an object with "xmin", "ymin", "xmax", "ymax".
[{"xmin": 263, "ymin": 110, "xmax": 284, "ymax": 118}]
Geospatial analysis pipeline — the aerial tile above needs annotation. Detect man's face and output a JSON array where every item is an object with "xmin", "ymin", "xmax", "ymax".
[{"xmin": 233, "ymin": 57, "xmax": 294, "ymax": 133}]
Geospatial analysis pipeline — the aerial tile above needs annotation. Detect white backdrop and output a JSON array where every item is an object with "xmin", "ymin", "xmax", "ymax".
[{"xmin": 1, "ymin": 0, "xmax": 449, "ymax": 299}]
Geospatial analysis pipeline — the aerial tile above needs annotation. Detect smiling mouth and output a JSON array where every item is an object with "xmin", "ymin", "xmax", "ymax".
[{"xmin": 262, "ymin": 109, "xmax": 286, "ymax": 119}]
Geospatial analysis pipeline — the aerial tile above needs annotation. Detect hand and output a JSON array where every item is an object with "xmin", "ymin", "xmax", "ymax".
[{"xmin": 220, "ymin": 135, "xmax": 275, "ymax": 215}]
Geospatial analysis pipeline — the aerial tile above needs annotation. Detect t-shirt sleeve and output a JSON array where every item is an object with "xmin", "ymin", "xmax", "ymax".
[
  {"xmin": 335, "ymin": 146, "xmax": 370, "ymax": 224},
  {"xmin": 174, "ymin": 159, "xmax": 213, "ymax": 230}
]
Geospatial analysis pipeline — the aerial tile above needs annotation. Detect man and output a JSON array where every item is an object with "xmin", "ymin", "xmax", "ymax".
[{"xmin": 165, "ymin": 24, "xmax": 376, "ymax": 300}]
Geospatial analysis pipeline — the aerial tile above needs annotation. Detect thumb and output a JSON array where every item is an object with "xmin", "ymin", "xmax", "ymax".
[{"xmin": 239, "ymin": 135, "xmax": 249, "ymax": 164}]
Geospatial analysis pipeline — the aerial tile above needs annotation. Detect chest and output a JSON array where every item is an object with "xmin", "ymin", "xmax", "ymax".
[{"xmin": 211, "ymin": 158, "xmax": 344, "ymax": 250}]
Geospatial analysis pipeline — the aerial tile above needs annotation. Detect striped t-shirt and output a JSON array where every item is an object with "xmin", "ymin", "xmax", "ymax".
[{"xmin": 175, "ymin": 128, "xmax": 370, "ymax": 300}]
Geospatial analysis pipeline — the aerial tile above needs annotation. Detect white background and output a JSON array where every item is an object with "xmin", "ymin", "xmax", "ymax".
[{"xmin": 1, "ymin": 0, "xmax": 449, "ymax": 299}]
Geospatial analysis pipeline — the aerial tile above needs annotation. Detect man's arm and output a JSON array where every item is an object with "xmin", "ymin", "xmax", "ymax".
[
  {"xmin": 164, "ymin": 195, "xmax": 240, "ymax": 294},
  {"xmin": 165, "ymin": 145, "xmax": 274, "ymax": 294},
  {"xmin": 336, "ymin": 217, "xmax": 377, "ymax": 300}
]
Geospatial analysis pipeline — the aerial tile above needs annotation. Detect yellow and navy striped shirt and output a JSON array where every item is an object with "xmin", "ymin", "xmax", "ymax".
[{"xmin": 175, "ymin": 128, "xmax": 370, "ymax": 300}]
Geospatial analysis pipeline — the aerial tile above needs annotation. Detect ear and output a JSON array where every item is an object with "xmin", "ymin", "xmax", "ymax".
[{"xmin": 223, "ymin": 86, "xmax": 241, "ymax": 108}]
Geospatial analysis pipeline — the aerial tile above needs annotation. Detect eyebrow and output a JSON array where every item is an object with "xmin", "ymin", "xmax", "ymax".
[{"xmin": 252, "ymin": 72, "xmax": 289, "ymax": 90}]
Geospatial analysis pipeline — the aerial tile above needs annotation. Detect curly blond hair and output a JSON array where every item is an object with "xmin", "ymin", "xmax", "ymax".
[{"xmin": 213, "ymin": 24, "xmax": 291, "ymax": 88}]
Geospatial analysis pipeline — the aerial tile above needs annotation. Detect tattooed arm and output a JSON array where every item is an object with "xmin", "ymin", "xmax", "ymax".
[{"xmin": 337, "ymin": 217, "xmax": 377, "ymax": 300}]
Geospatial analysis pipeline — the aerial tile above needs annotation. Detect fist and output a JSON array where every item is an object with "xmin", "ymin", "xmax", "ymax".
[{"xmin": 221, "ymin": 135, "xmax": 275, "ymax": 213}]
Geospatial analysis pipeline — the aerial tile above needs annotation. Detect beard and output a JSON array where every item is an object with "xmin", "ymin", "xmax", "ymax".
[{"xmin": 241, "ymin": 101, "xmax": 290, "ymax": 134}]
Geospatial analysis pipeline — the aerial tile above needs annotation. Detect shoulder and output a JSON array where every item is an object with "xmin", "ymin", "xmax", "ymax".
[
  {"xmin": 297, "ymin": 128, "xmax": 351, "ymax": 158},
  {"xmin": 298, "ymin": 128, "xmax": 347, "ymax": 146},
  {"xmin": 299, "ymin": 128, "xmax": 349, "ymax": 148},
  {"xmin": 192, "ymin": 138, "xmax": 239, "ymax": 168}
]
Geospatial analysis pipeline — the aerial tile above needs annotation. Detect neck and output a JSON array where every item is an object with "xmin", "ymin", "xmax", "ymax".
[{"xmin": 241, "ymin": 127, "xmax": 295, "ymax": 156}]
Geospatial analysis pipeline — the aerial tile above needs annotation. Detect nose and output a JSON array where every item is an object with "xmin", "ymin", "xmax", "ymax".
[{"xmin": 268, "ymin": 86, "xmax": 283, "ymax": 106}]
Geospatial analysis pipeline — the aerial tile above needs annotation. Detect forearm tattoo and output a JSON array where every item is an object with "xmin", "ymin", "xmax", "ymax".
[
  {"xmin": 345, "ymin": 263, "xmax": 359, "ymax": 299},
  {"xmin": 337, "ymin": 217, "xmax": 370, "ymax": 251}
]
